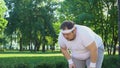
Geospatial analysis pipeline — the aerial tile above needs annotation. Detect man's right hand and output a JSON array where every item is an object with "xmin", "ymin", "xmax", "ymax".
[{"xmin": 69, "ymin": 63, "xmax": 76, "ymax": 68}]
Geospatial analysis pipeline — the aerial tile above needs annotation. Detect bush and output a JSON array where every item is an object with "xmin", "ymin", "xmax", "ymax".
[
  {"xmin": 14, "ymin": 63, "xmax": 30, "ymax": 68},
  {"xmin": 102, "ymin": 55, "xmax": 120, "ymax": 68},
  {"xmin": 56, "ymin": 61, "xmax": 67, "ymax": 68},
  {"xmin": 0, "ymin": 64, "xmax": 4, "ymax": 68},
  {"xmin": 34, "ymin": 61, "xmax": 68, "ymax": 68},
  {"xmin": 34, "ymin": 62, "xmax": 56, "ymax": 68},
  {"xmin": 0, "ymin": 54, "xmax": 119, "ymax": 68}
]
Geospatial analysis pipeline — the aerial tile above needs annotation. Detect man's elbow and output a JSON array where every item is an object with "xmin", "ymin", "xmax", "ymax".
[{"xmin": 60, "ymin": 47, "xmax": 67, "ymax": 53}]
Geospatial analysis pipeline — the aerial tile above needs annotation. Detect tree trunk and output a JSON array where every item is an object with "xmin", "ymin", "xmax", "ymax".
[
  {"xmin": 9, "ymin": 35, "xmax": 13, "ymax": 50},
  {"xmin": 36, "ymin": 37, "xmax": 42, "ymax": 51},
  {"xmin": 42, "ymin": 37, "xmax": 46, "ymax": 52},
  {"xmin": 36, "ymin": 41, "xmax": 41, "ymax": 51},
  {"xmin": 19, "ymin": 37, "xmax": 22, "ymax": 51},
  {"xmin": 118, "ymin": 0, "xmax": 120, "ymax": 55},
  {"xmin": 30, "ymin": 41, "xmax": 33, "ymax": 52},
  {"xmin": 34, "ymin": 40, "xmax": 37, "ymax": 52},
  {"xmin": 42, "ymin": 43, "xmax": 45, "ymax": 52},
  {"xmin": 34, "ymin": 39, "xmax": 41, "ymax": 51},
  {"xmin": 113, "ymin": 37, "xmax": 118, "ymax": 55}
]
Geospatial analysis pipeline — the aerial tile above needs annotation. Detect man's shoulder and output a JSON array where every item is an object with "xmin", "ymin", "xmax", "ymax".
[
  {"xmin": 58, "ymin": 32, "xmax": 63, "ymax": 39},
  {"xmin": 75, "ymin": 24, "xmax": 89, "ymax": 29},
  {"xmin": 75, "ymin": 24, "xmax": 88, "ymax": 32}
]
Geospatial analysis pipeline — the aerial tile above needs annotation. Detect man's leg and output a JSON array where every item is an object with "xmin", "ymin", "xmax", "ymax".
[
  {"xmin": 96, "ymin": 44, "xmax": 104, "ymax": 68},
  {"xmin": 86, "ymin": 44, "xmax": 104, "ymax": 68},
  {"xmin": 72, "ymin": 57, "xmax": 86, "ymax": 68}
]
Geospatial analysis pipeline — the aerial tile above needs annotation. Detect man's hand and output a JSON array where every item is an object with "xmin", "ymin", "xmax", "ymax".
[
  {"xmin": 69, "ymin": 63, "xmax": 76, "ymax": 68},
  {"xmin": 89, "ymin": 62, "xmax": 96, "ymax": 68},
  {"xmin": 89, "ymin": 67, "xmax": 96, "ymax": 68}
]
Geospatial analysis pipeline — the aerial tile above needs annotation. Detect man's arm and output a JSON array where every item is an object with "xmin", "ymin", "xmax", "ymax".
[
  {"xmin": 86, "ymin": 41, "xmax": 98, "ymax": 68},
  {"xmin": 60, "ymin": 47, "xmax": 76, "ymax": 68},
  {"xmin": 60, "ymin": 47, "xmax": 71, "ymax": 60}
]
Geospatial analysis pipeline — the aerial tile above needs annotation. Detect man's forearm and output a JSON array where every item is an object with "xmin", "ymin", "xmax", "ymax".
[
  {"xmin": 60, "ymin": 48, "xmax": 74, "ymax": 64},
  {"xmin": 89, "ymin": 49, "xmax": 98, "ymax": 68},
  {"xmin": 86, "ymin": 41, "xmax": 98, "ymax": 68},
  {"xmin": 90, "ymin": 49, "xmax": 98, "ymax": 63},
  {"xmin": 61, "ymin": 48, "xmax": 76, "ymax": 68},
  {"xmin": 61, "ymin": 48, "xmax": 71, "ymax": 60}
]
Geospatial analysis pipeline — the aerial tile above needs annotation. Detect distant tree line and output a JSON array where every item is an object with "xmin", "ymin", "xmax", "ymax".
[
  {"xmin": 4, "ymin": 0, "xmax": 58, "ymax": 52},
  {"xmin": 0, "ymin": 0, "xmax": 119, "ymax": 55},
  {"xmin": 0, "ymin": 0, "xmax": 8, "ymax": 48},
  {"xmin": 58, "ymin": 0, "xmax": 118, "ymax": 55}
]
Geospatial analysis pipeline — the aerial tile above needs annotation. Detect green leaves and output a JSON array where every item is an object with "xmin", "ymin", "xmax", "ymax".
[
  {"xmin": 0, "ymin": 0, "xmax": 8, "ymax": 32},
  {"xmin": 58, "ymin": 0, "xmax": 118, "ymax": 55},
  {"xmin": 76, "ymin": 12, "xmax": 94, "ymax": 23},
  {"xmin": 0, "ymin": 0, "xmax": 7, "ymax": 17},
  {"xmin": 0, "ymin": 0, "xmax": 8, "ymax": 44},
  {"xmin": 4, "ymin": 0, "xmax": 58, "ymax": 51}
]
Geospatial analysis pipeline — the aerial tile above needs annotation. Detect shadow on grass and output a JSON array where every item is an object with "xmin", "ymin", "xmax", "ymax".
[
  {"xmin": 0, "ymin": 56, "xmax": 67, "ymax": 68},
  {"xmin": 0, "ymin": 52, "xmax": 119, "ymax": 68},
  {"xmin": 0, "ymin": 50, "xmax": 61, "ymax": 54}
]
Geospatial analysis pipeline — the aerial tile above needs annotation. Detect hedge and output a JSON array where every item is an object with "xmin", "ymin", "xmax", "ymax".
[{"xmin": 0, "ymin": 55, "xmax": 119, "ymax": 68}]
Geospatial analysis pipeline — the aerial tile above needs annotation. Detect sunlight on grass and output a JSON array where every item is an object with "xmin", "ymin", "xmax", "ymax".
[
  {"xmin": 0, "ymin": 53, "xmax": 63, "ymax": 57},
  {"xmin": 104, "ymin": 51, "xmax": 119, "ymax": 55},
  {"xmin": 0, "ymin": 51, "xmax": 118, "ymax": 58}
]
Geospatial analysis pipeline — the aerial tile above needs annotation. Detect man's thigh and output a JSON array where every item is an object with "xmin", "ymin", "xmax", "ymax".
[
  {"xmin": 86, "ymin": 45, "xmax": 104, "ymax": 68},
  {"xmin": 72, "ymin": 57, "xmax": 86, "ymax": 68},
  {"xmin": 96, "ymin": 45, "xmax": 104, "ymax": 68}
]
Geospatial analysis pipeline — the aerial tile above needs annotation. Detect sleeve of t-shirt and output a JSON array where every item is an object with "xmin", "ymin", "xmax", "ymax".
[
  {"xmin": 79, "ymin": 29, "xmax": 95, "ymax": 47},
  {"xmin": 58, "ymin": 33, "xmax": 66, "ymax": 48}
]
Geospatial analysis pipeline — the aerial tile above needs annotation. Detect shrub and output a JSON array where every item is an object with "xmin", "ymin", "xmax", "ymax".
[
  {"xmin": 0, "ymin": 64, "xmax": 4, "ymax": 68},
  {"xmin": 14, "ymin": 63, "xmax": 30, "ymax": 68},
  {"xmin": 34, "ymin": 61, "xmax": 68, "ymax": 68},
  {"xmin": 55, "ymin": 61, "xmax": 68, "ymax": 68},
  {"xmin": 34, "ymin": 62, "xmax": 56, "ymax": 68},
  {"xmin": 102, "ymin": 55, "xmax": 119, "ymax": 68}
]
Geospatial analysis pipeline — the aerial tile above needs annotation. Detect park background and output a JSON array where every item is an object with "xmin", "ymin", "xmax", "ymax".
[{"xmin": 0, "ymin": 0, "xmax": 120, "ymax": 68}]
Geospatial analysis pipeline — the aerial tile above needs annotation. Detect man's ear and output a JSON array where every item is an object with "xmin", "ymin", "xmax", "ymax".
[
  {"xmin": 74, "ymin": 27, "xmax": 77, "ymax": 33},
  {"xmin": 72, "ymin": 27, "xmax": 76, "ymax": 33}
]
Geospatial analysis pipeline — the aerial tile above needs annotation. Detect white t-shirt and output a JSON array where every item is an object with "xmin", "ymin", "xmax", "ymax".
[{"xmin": 58, "ymin": 25, "xmax": 103, "ymax": 60}]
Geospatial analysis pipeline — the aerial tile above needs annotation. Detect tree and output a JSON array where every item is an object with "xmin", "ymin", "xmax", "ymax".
[
  {"xmin": 102, "ymin": 0, "xmax": 118, "ymax": 55},
  {"xmin": 58, "ymin": 0, "xmax": 118, "ymax": 55},
  {"xmin": 5, "ymin": 0, "xmax": 58, "ymax": 52},
  {"xmin": 118, "ymin": 0, "xmax": 120, "ymax": 55},
  {"xmin": 0, "ymin": 0, "xmax": 8, "ymax": 45}
]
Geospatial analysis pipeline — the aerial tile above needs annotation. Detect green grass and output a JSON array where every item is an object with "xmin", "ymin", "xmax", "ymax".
[
  {"xmin": 0, "ymin": 53, "xmax": 63, "ymax": 57},
  {"xmin": 0, "ymin": 50, "xmax": 63, "ymax": 57},
  {"xmin": 0, "ymin": 56, "xmax": 66, "ymax": 68},
  {"xmin": 0, "ymin": 51, "xmax": 119, "ymax": 68},
  {"xmin": 0, "ymin": 51, "xmax": 67, "ymax": 68}
]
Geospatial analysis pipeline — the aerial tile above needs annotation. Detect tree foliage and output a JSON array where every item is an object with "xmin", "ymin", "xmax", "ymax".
[
  {"xmin": 58, "ymin": 0, "xmax": 118, "ymax": 55},
  {"xmin": 0, "ymin": 0, "xmax": 8, "ymax": 45},
  {"xmin": 118, "ymin": 0, "xmax": 120, "ymax": 55},
  {"xmin": 3, "ymin": 0, "xmax": 118, "ymax": 54},
  {"xmin": 4, "ymin": 0, "xmax": 58, "ymax": 52}
]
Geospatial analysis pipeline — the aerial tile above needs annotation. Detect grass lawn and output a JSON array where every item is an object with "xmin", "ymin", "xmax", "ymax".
[
  {"xmin": 0, "ymin": 53, "xmax": 63, "ymax": 57},
  {"xmin": 0, "ymin": 51, "xmax": 67, "ymax": 68},
  {"xmin": 0, "ymin": 51, "xmax": 119, "ymax": 68}
]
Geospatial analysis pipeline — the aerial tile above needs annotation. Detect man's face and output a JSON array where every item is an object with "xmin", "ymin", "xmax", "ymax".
[{"xmin": 62, "ymin": 28, "xmax": 76, "ymax": 41}]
